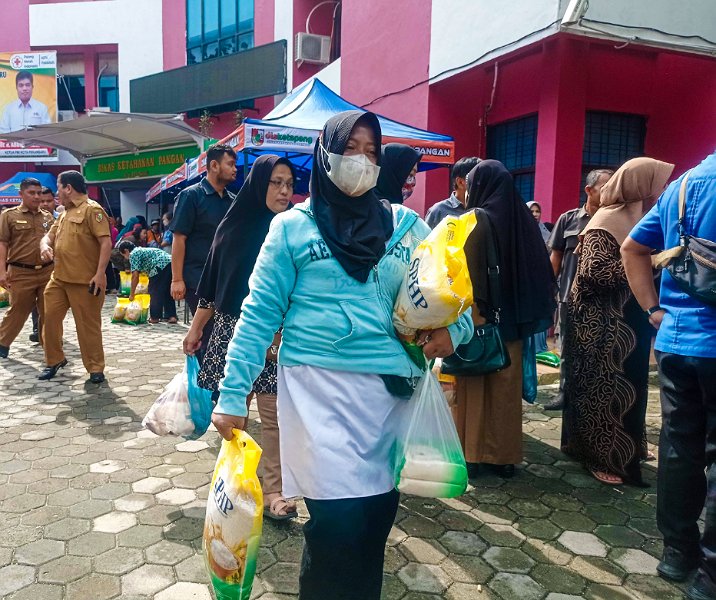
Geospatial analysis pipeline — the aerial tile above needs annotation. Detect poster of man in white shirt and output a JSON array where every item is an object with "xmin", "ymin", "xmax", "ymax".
[
  {"xmin": 0, "ymin": 51, "xmax": 58, "ymax": 161},
  {"xmin": 0, "ymin": 71, "xmax": 51, "ymax": 133}
]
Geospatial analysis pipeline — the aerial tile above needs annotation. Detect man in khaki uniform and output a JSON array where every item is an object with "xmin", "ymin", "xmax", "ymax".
[
  {"xmin": 39, "ymin": 171, "xmax": 111, "ymax": 383},
  {"xmin": 0, "ymin": 177, "xmax": 55, "ymax": 357}
]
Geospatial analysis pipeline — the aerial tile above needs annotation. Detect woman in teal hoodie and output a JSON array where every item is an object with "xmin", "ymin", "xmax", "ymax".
[{"xmin": 212, "ymin": 111, "xmax": 473, "ymax": 600}]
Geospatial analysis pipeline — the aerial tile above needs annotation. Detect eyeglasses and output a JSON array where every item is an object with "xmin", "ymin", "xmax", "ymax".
[{"xmin": 269, "ymin": 179, "xmax": 294, "ymax": 191}]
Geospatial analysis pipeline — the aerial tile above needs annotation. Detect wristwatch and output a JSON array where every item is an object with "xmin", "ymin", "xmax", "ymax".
[{"xmin": 645, "ymin": 305, "xmax": 663, "ymax": 317}]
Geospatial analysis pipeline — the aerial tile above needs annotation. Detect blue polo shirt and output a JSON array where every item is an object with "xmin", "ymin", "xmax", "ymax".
[{"xmin": 629, "ymin": 151, "xmax": 716, "ymax": 358}]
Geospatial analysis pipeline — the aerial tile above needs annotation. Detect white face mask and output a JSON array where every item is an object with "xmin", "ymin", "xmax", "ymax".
[{"xmin": 321, "ymin": 144, "xmax": 381, "ymax": 197}]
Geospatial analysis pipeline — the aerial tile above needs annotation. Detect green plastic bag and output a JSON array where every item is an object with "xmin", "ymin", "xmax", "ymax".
[
  {"xmin": 395, "ymin": 370, "xmax": 468, "ymax": 498},
  {"xmin": 536, "ymin": 351, "xmax": 561, "ymax": 368}
]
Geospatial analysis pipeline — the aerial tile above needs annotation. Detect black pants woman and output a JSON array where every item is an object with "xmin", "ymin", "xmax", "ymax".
[{"xmin": 147, "ymin": 264, "xmax": 177, "ymax": 322}]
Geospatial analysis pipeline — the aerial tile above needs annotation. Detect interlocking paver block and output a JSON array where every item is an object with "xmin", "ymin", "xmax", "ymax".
[
  {"xmin": 93, "ymin": 511, "xmax": 137, "ymax": 533},
  {"xmin": 15, "ymin": 538, "xmax": 65, "ymax": 565},
  {"xmin": 399, "ymin": 537, "xmax": 447, "ymax": 564},
  {"xmin": 156, "ymin": 488, "xmax": 196, "ymax": 505},
  {"xmin": 117, "ymin": 524, "xmax": 164, "ymax": 548},
  {"xmin": 611, "ymin": 548, "xmax": 660, "ymax": 575},
  {"xmin": 479, "ymin": 523, "xmax": 526, "ymax": 548},
  {"xmin": 261, "ymin": 561, "xmax": 301, "ymax": 595},
  {"xmin": 397, "ymin": 562, "xmax": 450, "ymax": 594},
  {"xmin": 439, "ymin": 530, "xmax": 486, "ymax": 555},
  {"xmin": 132, "ymin": 476, "xmax": 171, "ymax": 494},
  {"xmin": 121, "ymin": 563, "xmax": 176, "ymax": 595},
  {"xmin": 68, "ymin": 531, "xmax": 115, "ymax": 556},
  {"xmin": 65, "ymin": 572, "xmax": 120, "ymax": 600},
  {"xmin": 146, "ymin": 539, "xmax": 194, "ymax": 565},
  {"xmin": 155, "ymin": 582, "xmax": 213, "ymax": 600},
  {"xmin": 39, "ymin": 555, "xmax": 92, "ymax": 584},
  {"xmin": 558, "ymin": 531, "xmax": 607, "ymax": 557},
  {"xmin": 483, "ymin": 547, "xmax": 536, "ymax": 574},
  {"xmin": 0, "ymin": 564, "xmax": 35, "ymax": 596},
  {"xmin": 89, "ymin": 460, "xmax": 125, "ymax": 474},
  {"xmin": 44, "ymin": 517, "xmax": 91, "ymax": 540},
  {"xmin": 491, "ymin": 573, "xmax": 546, "ymax": 600},
  {"xmin": 93, "ymin": 547, "xmax": 144, "ymax": 575},
  {"xmin": 175, "ymin": 440, "xmax": 210, "ymax": 453},
  {"xmin": 8, "ymin": 582, "xmax": 63, "ymax": 600}
]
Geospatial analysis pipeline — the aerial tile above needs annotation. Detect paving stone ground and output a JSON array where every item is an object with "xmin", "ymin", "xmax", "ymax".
[{"xmin": 0, "ymin": 299, "xmax": 690, "ymax": 599}]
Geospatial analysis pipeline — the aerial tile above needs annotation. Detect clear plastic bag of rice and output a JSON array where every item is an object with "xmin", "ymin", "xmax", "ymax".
[{"xmin": 204, "ymin": 430, "xmax": 263, "ymax": 600}]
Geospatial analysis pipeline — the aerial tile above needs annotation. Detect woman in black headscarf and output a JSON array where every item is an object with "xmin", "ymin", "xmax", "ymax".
[
  {"xmin": 183, "ymin": 154, "xmax": 298, "ymax": 521},
  {"xmin": 375, "ymin": 142, "xmax": 421, "ymax": 204},
  {"xmin": 208, "ymin": 110, "xmax": 473, "ymax": 600},
  {"xmin": 454, "ymin": 160, "xmax": 556, "ymax": 478}
]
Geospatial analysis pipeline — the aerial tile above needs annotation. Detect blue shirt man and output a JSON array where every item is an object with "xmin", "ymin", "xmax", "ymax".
[
  {"xmin": 623, "ymin": 150, "xmax": 716, "ymax": 599},
  {"xmin": 628, "ymin": 151, "xmax": 716, "ymax": 358}
]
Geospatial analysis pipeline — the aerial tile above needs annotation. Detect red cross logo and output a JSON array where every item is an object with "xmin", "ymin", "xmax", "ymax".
[{"xmin": 12, "ymin": 57, "xmax": 22, "ymax": 68}]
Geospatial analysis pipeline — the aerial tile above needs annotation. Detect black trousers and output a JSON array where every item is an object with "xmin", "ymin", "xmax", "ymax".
[
  {"xmin": 147, "ymin": 267, "xmax": 177, "ymax": 320},
  {"xmin": 300, "ymin": 489, "xmax": 399, "ymax": 600},
  {"xmin": 656, "ymin": 351, "xmax": 716, "ymax": 584}
]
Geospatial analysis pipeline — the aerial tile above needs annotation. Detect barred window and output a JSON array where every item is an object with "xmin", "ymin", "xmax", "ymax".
[
  {"xmin": 487, "ymin": 114, "xmax": 538, "ymax": 201},
  {"xmin": 581, "ymin": 111, "xmax": 646, "ymax": 200}
]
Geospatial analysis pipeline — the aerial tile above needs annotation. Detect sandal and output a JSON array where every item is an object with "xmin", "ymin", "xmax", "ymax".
[
  {"xmin": 167, "ymin": 317, "xmax": 178, "ymax": 324},
  {"xmin": 590, "ymin": 469, "xmax": 623, "ymax": 486},
  {"xmin": 643, "ymin": 450, "xmax": 656, "ymax": 461},
  {"xmin": 148, "ymin": 318, "xmax": 160, "ymax": 324},
  {"xmin": 265, "ymin": 496, "xmax": 298, "ymax": 521}
]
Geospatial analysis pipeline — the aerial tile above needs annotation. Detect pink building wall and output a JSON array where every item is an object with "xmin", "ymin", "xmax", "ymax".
[
  {"xmin": 162, "ymin": 0, "xmax": 186, "ymax": 71},
  {"xmin": 339, "ymin": 0, "xmax": 433, "ymax": 212},
  {"xmin": 5, "ymin": 0, "xmax": 31, "ymax": 49}
]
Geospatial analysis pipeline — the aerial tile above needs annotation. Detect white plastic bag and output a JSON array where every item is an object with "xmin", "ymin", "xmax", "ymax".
[
  {"xmin": 395, "ymin": 370, "xmax": 468, "ymax": 498},
  {"xmin": 142, "ymin": 369, "xmax": 194, "ymax": 436}
]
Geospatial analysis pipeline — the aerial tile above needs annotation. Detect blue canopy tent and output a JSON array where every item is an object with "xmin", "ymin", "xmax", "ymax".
[
  {"xmin": 0, "ymin": 172, "xmax": 57, "ymax": 206},
  {"xmin": 147, "ymin": 78, "xmax": 455, "ymax": 203}
]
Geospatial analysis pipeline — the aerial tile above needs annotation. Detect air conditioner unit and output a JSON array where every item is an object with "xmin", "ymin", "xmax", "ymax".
[
  {"xmin": 58, "ymin": 110, "xmax": 76, "ymax": 122},
  {"xmin": 295, "ymin": 32, "xmax": 331, "ymax": 65}
]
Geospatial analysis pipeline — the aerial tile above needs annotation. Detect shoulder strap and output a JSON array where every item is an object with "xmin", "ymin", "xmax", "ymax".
[
  {"xmin": 474, "ymin": 209, "xmax": 502, "ymax": 322},
  {"xmin": 651, "ymin": 170, "xmax": 692, "ymax": 269},
  {"xmin": 677, "ymin": 170, "xmax": 692, "ymax": 239}
]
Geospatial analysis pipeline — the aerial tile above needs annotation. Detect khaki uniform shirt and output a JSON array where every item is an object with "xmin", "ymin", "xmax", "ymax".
[
  {"xmin": 50, "ymin": 196, "xmax": 110, "ymax": 284},
  {"xmin": 0, "ymin": 204, "xmax": 55, "ymax": 265}
]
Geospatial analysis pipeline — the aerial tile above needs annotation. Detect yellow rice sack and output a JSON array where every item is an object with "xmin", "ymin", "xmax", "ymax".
[
  {"xmin": 393, "ymin": 211, "xmax": 477, "ymax": 337},
  {"xmin": 204, "ymin": 430, "xmax": 263, "ymax": 600}
]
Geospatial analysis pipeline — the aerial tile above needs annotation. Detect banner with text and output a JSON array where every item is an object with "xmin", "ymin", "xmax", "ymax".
[
  {"xmin": 0, "ymin": 51, "xmax": 58, "ymax": 161},
  {"xmin": 84, "ymin": 145, "xmax": 198, "ymax": 183}
]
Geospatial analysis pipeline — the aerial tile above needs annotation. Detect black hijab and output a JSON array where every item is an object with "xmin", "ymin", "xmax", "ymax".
[
  {"xmin": 197, "ymin": 154, "xmax": 295, "ymax": 317},
  {"xmin": 464, "ymin": 160, "xmax": 556, "ymax": 341},
  {"xmin": 310, "ymin": 110, "xmax": 394, "ymax": 283},
  {"xmin": 375, "ymin": 143, "xmax": 421, "ymax": 204}
]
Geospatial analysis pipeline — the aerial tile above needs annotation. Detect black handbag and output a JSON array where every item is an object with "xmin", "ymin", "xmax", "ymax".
[
  {"xmin": 441, "ymin": 210, "xmax": 511, "ymax": 377},
  {"xmin": 653, "ymin": 171, "xmax": 716, "ymax": 306}
]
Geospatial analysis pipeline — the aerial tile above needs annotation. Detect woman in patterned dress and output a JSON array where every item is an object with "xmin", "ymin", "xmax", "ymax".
[
  {"xmin": 562, "ymin": 157, "xmax": 674, "ymax": 486},
  {"xmin": 183, "ymin": 154, "xmax": 298, "ymax": 520}
]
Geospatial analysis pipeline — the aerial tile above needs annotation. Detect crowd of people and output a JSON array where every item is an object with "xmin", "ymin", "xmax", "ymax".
[{"xmin": 0, "ymin": 109, "xmax": 713, "ymax": 599}]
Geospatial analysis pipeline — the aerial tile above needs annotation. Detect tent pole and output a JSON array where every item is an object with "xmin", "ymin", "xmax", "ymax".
[{"xmin": 243, "ymin": 150, "xmax": 249, "ymax": 182}]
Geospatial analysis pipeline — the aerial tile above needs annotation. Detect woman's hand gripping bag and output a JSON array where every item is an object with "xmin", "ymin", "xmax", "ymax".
[
  {"xmin": 395, "ymin": 370, "xmax": 468, "ymax": 498},
  {"xmin": 393, "ymin": 212, "xmax": 477, "ymax": 366},
  {"xmin": 204, "ymin": 430, "xmax": 263, "ymax": 600}
]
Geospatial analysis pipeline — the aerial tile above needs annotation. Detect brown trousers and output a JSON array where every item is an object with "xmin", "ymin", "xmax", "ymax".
[
  {"xmin": 248, "ymin": 392, "xmax": 282, "ymax": 497},
  {"xmin": 453, "ymin": 339, "xmax": 524, "ymax": 465},
  {"xmin": 0, "ymin": 266, "xmax": 52, "ymax": 347},
  {"xmin": 43, "ymin": 277, "xmax": 105, "ymax": 373}
]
